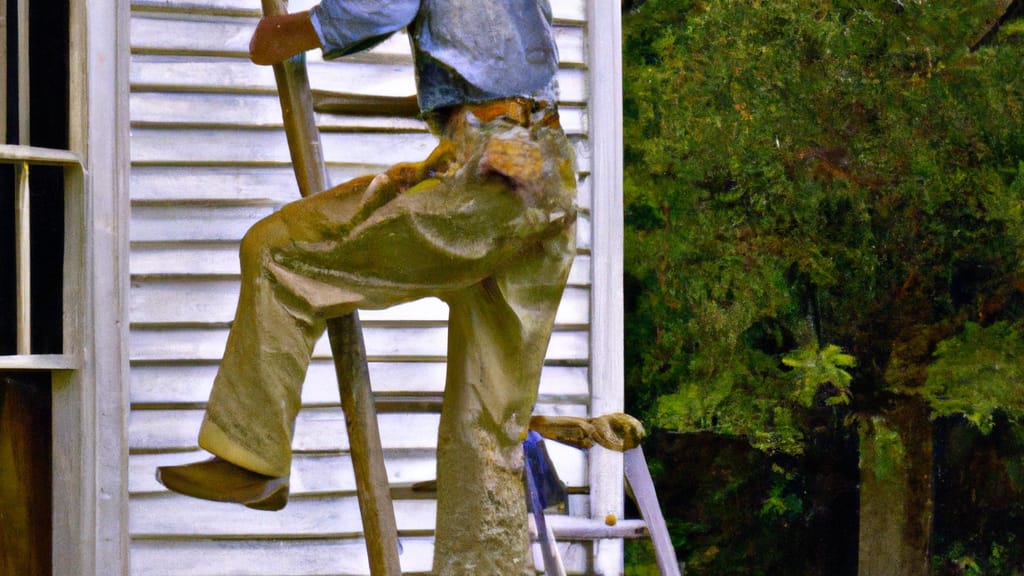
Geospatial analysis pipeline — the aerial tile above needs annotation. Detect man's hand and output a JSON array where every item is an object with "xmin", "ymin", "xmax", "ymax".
[{"xmin": 249, "ymin": 11, "xmax": 322, "ymax": 66}]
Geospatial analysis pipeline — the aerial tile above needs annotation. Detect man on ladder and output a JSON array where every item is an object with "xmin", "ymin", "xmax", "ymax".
[{"xmin": 156, "ymin": 2, "xmax": 577, "ymax": 574}]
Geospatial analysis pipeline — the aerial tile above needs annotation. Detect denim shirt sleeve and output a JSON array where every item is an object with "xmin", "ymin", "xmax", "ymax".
[{"xmin": 310, "ymin": 0, "xmax": 421, "ymax": 59}]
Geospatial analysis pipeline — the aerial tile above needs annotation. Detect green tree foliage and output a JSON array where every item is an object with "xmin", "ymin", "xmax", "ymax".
[
  {"xmin": 623, "ymin": 1, "xmax": 1024, "ymax": 572},
  {"xmin": 924, "ymin": 321, "xmax": 1024, "ymax": 432},
  {"xmin": 623, "ymin": 0, "xmax": 1024, "ymax": 449}
]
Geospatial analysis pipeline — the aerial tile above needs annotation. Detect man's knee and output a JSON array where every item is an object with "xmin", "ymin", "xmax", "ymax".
[{"xmin": 239, "ymin": 215, "xmax": 288, "ymax": 272}]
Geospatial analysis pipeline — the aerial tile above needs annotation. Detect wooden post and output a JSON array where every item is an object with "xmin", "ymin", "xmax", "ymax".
[
  {"xmin": 14, "ymin": 163, "xmax": 31, "ymax": 354},
  {"xmin": 259, "ymin": 2, "xmax": 401, "ymax": 574},
  {"xmin": 14, "ymin": 0, "xmax": 31, "ymax": 354}
]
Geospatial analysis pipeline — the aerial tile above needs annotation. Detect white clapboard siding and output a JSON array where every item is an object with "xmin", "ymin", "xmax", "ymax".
[
  {"xmin": 129, "ymin": 423, "xmax": 587, "ymax": 492},
  {"xmin": 129, "ymin": 538, "xmax": 592, "ymax": 576},
  {"xmin": 129, "ymin": 279, "xmax": 590, "ymax": 326},
  {"xmin": 130, "ymin": 16, "xmax": 586, "ymax": 67},
  {"xmin": 131, "ymin": 494, "xmax": 438, "ymax": 537},
  {"xmin": 130, "ymin": 406, "xmax": 588, "ymax": 454},
  {"xmin": 128, "ymin": 123, "xmax": 593, "ymax": 176},
  {"xmin": 128, "ymin": 203, "xmax": 594, "ymax": 251},
  {"xmin": 130, "ymin": 538, "xmax": 437, "ymax": 576},
  {"xmin": 129, "ymin": 57, "xmax": 588, "ymax": 106},
  {"xmin": 128, "ymin": 91, "xmax": 588, "ymax": 136},
  {"xmin": 130, "ymin": 241, "xmax": 593, "ymax": 285},
  {"xmin": 129, "ymin": 362, "xmax": 591, "ymax": 406},
  {"xmin": 129, "ymin": 327, "xmax": 590, "ymax": 363},
  {"xmin": 130, "ymin": 452, "xmax": 440, "ymax": 495},
  {"xmin": 128, "ymin": 161, "xmax": 593, "ymax": 207},
  {"xmin": 131, "ymin": 128, "xmax": 440, "ymax": 166},
  {"xmin": 130, "ymin": 0, "xmax": 587, "ymax": 26},
  {"xmin": 127, "ymin": 1, "xmax": 602, "ymax": 574}
]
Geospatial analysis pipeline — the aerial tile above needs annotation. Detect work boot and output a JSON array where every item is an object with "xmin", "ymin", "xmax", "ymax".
[{"xmin": 156, "ymin": 457, "xmax": 289, "ymax": 511}]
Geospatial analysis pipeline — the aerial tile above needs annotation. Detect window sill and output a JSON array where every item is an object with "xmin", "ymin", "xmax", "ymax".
[{"xmin": 0, "ymin": 354, "xmax": 78, "ymax": 371}]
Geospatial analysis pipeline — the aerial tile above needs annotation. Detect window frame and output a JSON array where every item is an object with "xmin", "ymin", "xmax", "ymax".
[{"xmin": 0, "ymin": 1, "xmax": 131, "ymax": 574}]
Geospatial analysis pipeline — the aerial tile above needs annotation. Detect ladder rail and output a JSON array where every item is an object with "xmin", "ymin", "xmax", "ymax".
[{"xmin": 259, "ymin": 2, "xmax": 401, "ymax": 575}]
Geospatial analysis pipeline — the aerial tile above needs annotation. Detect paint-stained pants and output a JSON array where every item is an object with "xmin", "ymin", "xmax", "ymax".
[{"xmin": 198, "ymin": 105, "xmax": 576, "ymax": 575}]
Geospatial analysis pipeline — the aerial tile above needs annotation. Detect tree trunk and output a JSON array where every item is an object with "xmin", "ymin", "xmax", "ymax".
[{"xmin": 857, "ymin": 398, "xmax": 933, "ymax": 576}]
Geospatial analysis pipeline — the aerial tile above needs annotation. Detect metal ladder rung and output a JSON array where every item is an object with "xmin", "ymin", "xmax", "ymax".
[
  {"xmin": 527, "ymin": 444, "xmax": 683, "ymax": 576},
  {"xmin": 531, "ymin": 515, "xmax": 650, "ymax": 541}
]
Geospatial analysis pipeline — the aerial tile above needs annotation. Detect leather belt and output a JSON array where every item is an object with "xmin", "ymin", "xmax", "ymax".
[
  {"xmin": 438, "ymin": 97, "xmax": 560, "ymax": 133},
  {"xmin": 459, "ymin": 97, "xmax": 536, "ymax": 125}
]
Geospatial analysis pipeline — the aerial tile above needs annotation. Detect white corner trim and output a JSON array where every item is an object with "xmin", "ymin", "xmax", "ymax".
[
  {"xmin": 586, "ymin": 1, "xmax": 625, "ymax": 574},
  {"xmin": 53, "ymin": 1, "xmax": 131, "ymax": 575}
]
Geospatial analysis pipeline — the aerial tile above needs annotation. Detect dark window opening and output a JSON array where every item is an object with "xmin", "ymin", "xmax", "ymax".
[
  {"xmin": 0, "ymin": 373, "xmax": 53, "ymax": 576},
  {"xmin": 0, "ymin": 0, "xmax": 70, "ymax": 355},
  {"xmin": 0, "ymin": 1, "xmax": 70, "ymax": 573}
]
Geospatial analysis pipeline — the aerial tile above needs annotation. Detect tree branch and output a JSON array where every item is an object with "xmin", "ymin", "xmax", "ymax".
[{"xmin": 970, "ymin": 0, "xmax": 1022, "ymax": 51}]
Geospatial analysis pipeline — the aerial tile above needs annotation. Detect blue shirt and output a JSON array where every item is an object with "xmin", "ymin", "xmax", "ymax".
[{"xmin": 309, "ymin": 0, "xmax": 559, "ymax": 112}]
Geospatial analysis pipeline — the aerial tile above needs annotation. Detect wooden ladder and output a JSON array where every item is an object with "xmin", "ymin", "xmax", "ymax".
[{"xmin": 261, "ymin": 1, "xmax": 402, "ymax": 575}]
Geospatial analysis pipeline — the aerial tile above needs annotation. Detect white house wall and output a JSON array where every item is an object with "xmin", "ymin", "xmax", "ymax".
[{"xmin": 127, "ymin": 0, "xmax": 608, "ymax": 574}]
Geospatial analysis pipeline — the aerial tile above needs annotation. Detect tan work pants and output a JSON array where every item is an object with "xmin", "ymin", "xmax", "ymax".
[{"xmin": 199, "ymin": 104, "xmax": 577, "ymax": 574}]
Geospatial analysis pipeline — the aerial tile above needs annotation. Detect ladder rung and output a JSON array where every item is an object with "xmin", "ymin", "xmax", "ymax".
[
  {"xmin": 373, "ymin": 394, "xmax": 443, "ymax": 413},
  {"xmin": 543, "ymin": 515, "xmax": 649, "ymax": 540}
]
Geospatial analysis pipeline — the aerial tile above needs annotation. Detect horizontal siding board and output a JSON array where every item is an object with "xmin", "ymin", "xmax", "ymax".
[
  {"xmin": 130, "ymin": 57, "xmax": 417, "ymax": 97},
  {"xmin": 130, "ymin": 408, "xmax": 441, "ymax": 452},
  {"xmin": 129, "ymin": 538, "xmax": 435, "ymax": 576},
  {"xmin": 132, "ymin": 0, "xmax": 260, "ymax": 16},
  {"xmin": 129, "ymin": 58, "xmax": 588, "ymax": 106},
  {"xmin": 129, "ymin": 362, "xmax": 590, "ymax": 406},
  {"xmin": 131, "ymin": 16, "xmax": 257, "ymax": 58},
  {"xmin": 130, "ymin": 361, "xmax": 445, "ymax": 404},
  {"xmin": 542, "ymin": 542, "xmax": 592, "ymax": 576},
  {"xmin": 129, "ymin": 278, "xmax": 589, "ymax": 326},
  {"xmin": 129, "ymin": 165, "xmax": 371, "ymax": 204},
  {"xmin": 129, "ymin": 327, "xmax": 590, "ymax": 363},
  {"xmin": 131, "ymin": 0, "xmax": 588, "ymax": 23},
  {"xmin": 542, "ymin": 440, "xmax": 589, "ymax": 486},
  {"xmin": 128, "ymin": 203, "xmax": 593, "ymax": 253},
  {"xmin": 129, "ymin": 326, "xmax": 457, "ymax": 361},
  {"xmin": 130, "ymin": 127, "xmax": 591, "ymax": 170},
  {"xmin": 130, "ymin": 451, "xmax": 439, "ymax": 495},
  {"xmin": 129, "ymin": 91, "xmax": 428, "ymax": 131},
  {"xmin": 130, "ymin": 242, "xmax": 593, "ymax": 286},
  {"xmin": 131, "ymin": 441, "xmax": 586, "ymax": 495},
  {"xmin": 130, "ymin": 404, "xmax": 586, "ymax": 455},
  {"xmin": 130, "ymin": 128, "xmax": 439, "ymax": 166},
  {"xmin": 573, "ymin": 136, "xmax": 593, "ymax": 177},
  {"xmin": 129, "ymin": 160, "xmax": 591, "ymax": 207},
  {"xmin": 129, "ymin": 91, "xmax": 588, "ymax": 135},
  {"xmin": 576, "ymin": 172, "xmax": 594, "ymax": 212},
  {"xmin": 129, "ymin": 538, "xmax": 590, "ymax": 576},
  {"xmin": 130, "ymin": 165, "xmax": 302, "ymax": 203},
  {"xmin": 131, "ymin": 17, "xmax": 416, "ymax": 62},
  {"xmin": 129, "ymin": 136, "xmax": 592, "ymax": 198},
  {"xmin": 131, "ymin": 16, "xmax": 585, "ymax": 67},
  {"xmin": 129, "ymin": 282, "xmax": 449, "ymax": 323},
  {"xmin": 130, "ymin": 204, "xmax": 276, "ymax": 242},
  {"xmin": 130, "ymin": 493, "xmax": 437, "ymax": 537},
  {"xmin": 576, "ymin": 209, "xmax": 592, "ymax": 251}
]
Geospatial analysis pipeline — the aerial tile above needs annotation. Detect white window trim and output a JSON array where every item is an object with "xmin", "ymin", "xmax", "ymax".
[{"xmin": 51, "ymin": 2, "xmax": 131, "ymax": 574}]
